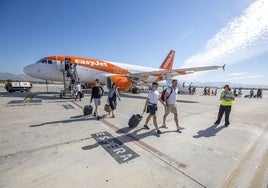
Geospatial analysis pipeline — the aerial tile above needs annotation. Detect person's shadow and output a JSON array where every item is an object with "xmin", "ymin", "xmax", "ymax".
[{"xmin": 193, "ymin": 124, "xmax": 225, "ymax": 138}]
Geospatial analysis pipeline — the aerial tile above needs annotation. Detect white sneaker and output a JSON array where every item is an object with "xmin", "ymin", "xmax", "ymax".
[
  {"xmin": 177, "ymin": 126, "xmax": 185, "ymax": 130},
  {"xmin": 162, "ymin": 124, "xmax": 168, "ymax": 129}
]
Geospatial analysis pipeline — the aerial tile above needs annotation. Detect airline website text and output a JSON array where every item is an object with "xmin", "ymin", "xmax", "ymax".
[{"xmin": 74, "ymin": 59, "xmax": 108, "ymax": 67}]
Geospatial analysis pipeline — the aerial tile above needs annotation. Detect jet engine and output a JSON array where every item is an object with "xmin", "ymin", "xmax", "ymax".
[{"xmin": 106, "ymin": 76, "xmax": 132, "ymax": 91}]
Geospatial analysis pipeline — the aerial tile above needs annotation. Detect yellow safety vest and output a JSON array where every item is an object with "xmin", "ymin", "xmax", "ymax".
[{"xmin": 220, "ymin": 91, "xmax": 234, "ymax": 106}]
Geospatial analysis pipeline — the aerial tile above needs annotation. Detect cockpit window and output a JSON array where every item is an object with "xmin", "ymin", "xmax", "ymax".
[
  {"xmin": 36, "ymin": 59, "xmax": 50, "ymax": 64},
  {"xmin": 42, "ymin": 59, "xmax": 47, "ymax": 64}
]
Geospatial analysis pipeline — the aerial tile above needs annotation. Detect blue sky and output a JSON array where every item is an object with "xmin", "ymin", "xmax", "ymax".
[{"xmin": 0, "ymin": 0, "xmax": 268, "ymax": 85}]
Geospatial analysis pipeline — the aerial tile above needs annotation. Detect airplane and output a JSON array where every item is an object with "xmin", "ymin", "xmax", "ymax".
[{"xmin": 23, "ymin": 50, "xmax": 225, "ymax": 93}]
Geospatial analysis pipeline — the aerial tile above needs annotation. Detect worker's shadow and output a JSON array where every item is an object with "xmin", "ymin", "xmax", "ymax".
[{"xmin": 193, "ymin": 124, "xmax": 225, "ymax": 138}]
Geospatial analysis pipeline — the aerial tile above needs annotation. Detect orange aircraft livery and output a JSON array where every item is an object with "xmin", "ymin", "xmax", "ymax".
[{"xmin": 23, "ymin": 50, "xmax": 224, "ymax": 91}]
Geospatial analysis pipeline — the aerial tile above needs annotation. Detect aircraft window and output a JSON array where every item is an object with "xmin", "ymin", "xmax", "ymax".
[
  {"xmin": 42, "ymin": 59, "xmax": 47, "ymax": 64},
  {"xmin": 47, "ymin": 60, "xmax": 53, "ymax": 64},
  {"xmin": 36, "ymin": 59, "xmax": 43, "ymax": 64}
]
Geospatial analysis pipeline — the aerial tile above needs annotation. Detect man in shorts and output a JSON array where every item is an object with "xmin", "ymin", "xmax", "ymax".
[
  {"xmin": 162, "ymin": 79, "xmax": 184, "ymax": 133},
  {"xmin": 90, "ymin": 79, "xmax": 104, "ymax": 120},
  {"xmin": 143, "ymin": 82, "xmax": 164, "ymax": 134}
]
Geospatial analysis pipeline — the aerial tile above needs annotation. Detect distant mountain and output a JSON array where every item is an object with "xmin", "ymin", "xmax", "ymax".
[
  {"xmin": 180, "ymin": 80, "xmax": 268, "ymax": 89},
  {"xmin": 1, "ymin": 72, "xmax": 267, "ymax": 89},
  {"xmin": 159, "ymin": 79, "xmax": 268, "ymax": 89},
  {"xmin": 0, "ymin": 72, "xmax": 43, "ymax": 82}
]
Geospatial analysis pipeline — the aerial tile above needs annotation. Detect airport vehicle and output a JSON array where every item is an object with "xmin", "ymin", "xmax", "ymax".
[
  {"xmin": 4, "ymin": 81, "xmax": 32, "ymax": 93},
  {"xmin": 23, "ymin": 50, "xmax": 225, "ymax": 94}
]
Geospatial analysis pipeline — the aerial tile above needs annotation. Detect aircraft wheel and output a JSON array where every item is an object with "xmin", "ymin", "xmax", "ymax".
[{"xmin": 132, "ymin": 88, "xmax": 136, "ymax": 94}]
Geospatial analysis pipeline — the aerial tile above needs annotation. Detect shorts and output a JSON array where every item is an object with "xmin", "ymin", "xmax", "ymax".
[
  {"xmin": 147, "ymin": 104, "xmax": 158, "ymax": 115},
  {"xmin": 165, "ymin": 104, "xmax": 177, "ymax": 114},
  {"xmin": 93, "ymin": 98, "xmax": 101, "ymax": 106}
]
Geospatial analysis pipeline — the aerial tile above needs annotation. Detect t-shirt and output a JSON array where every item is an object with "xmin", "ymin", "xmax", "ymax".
[
  {"xmin": 147, "ymin": 90, "xmax": 160, "ymax": 104},
  {"xmin": 166, "ymin": 86, "xmax": 178, "ymax": 105},
  {"xmin": 91, "ymin": 86, "xmax": 104, "ymax": 100},
  {"xmin": 75, "ymin": 84, "xmax": 81, "ymax": 92}
]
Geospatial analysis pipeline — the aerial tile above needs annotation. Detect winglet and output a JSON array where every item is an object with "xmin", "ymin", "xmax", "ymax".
[
  {"xmin": 159, "ymin": 50, "xmax": 175, "ymax": 70},
  {"xmin": 222, "ymin": 64, "xmax": 226, "ymax": 71}
]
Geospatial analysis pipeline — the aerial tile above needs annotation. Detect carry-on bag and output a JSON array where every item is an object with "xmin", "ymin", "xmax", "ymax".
[
  {"xmin": 83, "ymin": 105, "xmax": 93, "ymax": 116},
  {"xmin": 128, "ymin": 112, "xmax": 144, "ymax": 128}
]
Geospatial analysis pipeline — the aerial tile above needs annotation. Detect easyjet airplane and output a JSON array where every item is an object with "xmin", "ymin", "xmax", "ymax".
[{"xmin": 23, "ymin": 50, "xmax": 225, "ymax": 92}]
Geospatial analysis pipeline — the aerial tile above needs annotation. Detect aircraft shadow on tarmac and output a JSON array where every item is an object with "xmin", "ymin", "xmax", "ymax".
[
  {"xmin": 0, "ymin": 91, "xmax": 30, "ymax": 98},
  {"xmin": 33, "ymin": 93, "xmax": 61, "ymax": 100},
  {"xmin": 29, "ymin": 115, "xmax": 97, "ymax": 127},
  {"xmin": 193, "ymin": 124, "xmax": 226, "ymax": 138}
]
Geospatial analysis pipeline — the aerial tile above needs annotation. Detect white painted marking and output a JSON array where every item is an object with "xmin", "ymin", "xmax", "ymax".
[
  {"xmin": 232, "ymin": 157, "xmax": 239, "ymax": 161},
  {"xmin": 214, "ymin": 150, "xmax": 223, "ymax": 155}
]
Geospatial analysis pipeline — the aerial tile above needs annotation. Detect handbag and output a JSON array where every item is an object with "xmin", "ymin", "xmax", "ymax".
[{"xmin": 104, "ymin": 104, "xmax": 112, "ymax": 112}]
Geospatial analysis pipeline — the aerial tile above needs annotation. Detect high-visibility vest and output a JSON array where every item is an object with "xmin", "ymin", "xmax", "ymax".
[{"xmin": 220, "ymin": 91, "xmax": 234, "ymax": 106}]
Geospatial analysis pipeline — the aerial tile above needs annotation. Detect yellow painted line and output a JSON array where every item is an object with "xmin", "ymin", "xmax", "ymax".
[{"xmin": 23, "ymin": 94, "xmax": 33, "ymax": 103}]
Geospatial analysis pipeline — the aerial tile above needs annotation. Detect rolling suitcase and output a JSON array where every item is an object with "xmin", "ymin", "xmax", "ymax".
[
  {"xmin": 128, "ymin": 113, "xmax": 143, "ymax": 128},
  {"xmin": 79, "ymin": 92, "xmax": 84, "ymax": 98},
  {"xmin": 83, "ymin": 105, "xmax": 93, "ymax": 116}
]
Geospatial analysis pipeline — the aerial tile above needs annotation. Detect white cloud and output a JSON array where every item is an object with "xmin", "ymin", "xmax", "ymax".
[
  {"xmin": 229, "ymin": 75, "xmax": 263, "ymax": 80},
  {"xmin": 228, "ymin": 72, "xmax": 248, "ymax": 76},
  {"xmin": 181, "ymin": 0, "xmax": 268, "ymax": 69}
]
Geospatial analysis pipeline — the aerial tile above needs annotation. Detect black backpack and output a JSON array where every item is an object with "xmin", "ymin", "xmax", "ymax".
[{"xmin": 161, "ymin": 87, "xmax": 173, "ymax": 101}]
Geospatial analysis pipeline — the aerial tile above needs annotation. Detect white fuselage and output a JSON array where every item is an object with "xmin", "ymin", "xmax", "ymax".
[{"xmin": 23, "ymin": 60, "xmax": 161, "ymax": 83}]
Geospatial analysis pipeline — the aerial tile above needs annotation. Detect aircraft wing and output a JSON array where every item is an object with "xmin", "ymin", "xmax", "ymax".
[{"xmin": 126, "ymin": 64, "xmax": 225, "ymax": 81}]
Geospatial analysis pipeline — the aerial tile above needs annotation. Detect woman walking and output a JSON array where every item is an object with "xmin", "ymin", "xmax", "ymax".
[{"xmin": 108, "ymin": 83, "xmax": 121, "ymax": 118}]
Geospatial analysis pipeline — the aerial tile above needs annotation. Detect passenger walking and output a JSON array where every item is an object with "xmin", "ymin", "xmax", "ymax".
[
  {"xmin": 74, "ymin": 82, "xmax": 82, "ymax": 101},
  {"xmin": 238, "ymin": 88, "xmax": 242, "ymax": 97},
  {"xmin": 207, "ymin": 88, "xmax": 211, "ymax": 95},
  {"xmin": 107, "ymin": 83, "xmax": 121, "ymax": 118},
  {"xmin": 143, "ymin": 82, "xmax": 164, "ymax": 134},
  {"xmin": 214, "ymin": 85, "xmax": 235, "ymax": 127},
  {"xmin": 203, "ymin": 87, "xmax": 207, "ymax": 95},
  {"xmin": 192, "ymin": 87, "xmax": 196, "ymax": 95},
  {"xmin": 90, "ymin": 79, "xmax": 104, "ymax": 120},
  {"xmin": 162, "ymin": 79, "xmax": 184, "ymax": 133},
  {"xmin": 256, "ymin": 88, "xmax": 262, "ymax": 99},
  {"xmin": 214, "ymin": 88, "xmax": 217, "ymax": 96},
  {"xmin": 249, "ymin": 89, "xmax": 254, "ymax": 98}
]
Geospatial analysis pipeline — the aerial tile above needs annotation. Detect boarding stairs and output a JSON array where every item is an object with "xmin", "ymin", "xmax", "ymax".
[{"xmin": 60, "ymin": 59, "xmax": 80, "ymax": 99}]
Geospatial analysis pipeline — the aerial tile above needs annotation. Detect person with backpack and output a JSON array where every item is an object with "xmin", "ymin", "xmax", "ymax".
[
  {"xmin": 214, "ymin": 85, "xmax": 234, "ymax": 127},
  {"xmin": 143, "ymin": 82, "xmax": 165, "ymax": 134},
  {"xmin": 107, "ymin": 83, "xmax": 121, "ymax": 118},
  {"xmin": 162, "ymin": 79, "xmax": 184, "ymax": 133},
  {"xmin": 90, "ymin": 79, "xmax": 104, "ymax": 120}
]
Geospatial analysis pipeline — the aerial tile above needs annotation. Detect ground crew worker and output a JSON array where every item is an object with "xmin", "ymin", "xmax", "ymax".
[{"xmin": 214, "ymin": 85, "xmax": 235, "ymax": 127}]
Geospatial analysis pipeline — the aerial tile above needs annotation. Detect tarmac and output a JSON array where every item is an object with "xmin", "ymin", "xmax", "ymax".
[{"xmin": 0, "ymin": 84, "xmax": 267, "ymax": 188}]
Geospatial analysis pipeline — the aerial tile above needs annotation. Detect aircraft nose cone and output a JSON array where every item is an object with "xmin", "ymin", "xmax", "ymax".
[{"xmin": 23, "ymin": 65, "xmax": 32, "ymax": 76}]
